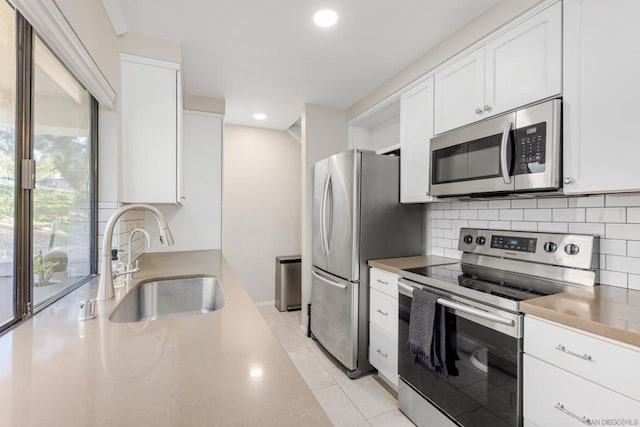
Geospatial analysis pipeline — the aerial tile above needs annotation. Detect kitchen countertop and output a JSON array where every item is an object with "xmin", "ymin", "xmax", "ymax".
[
  {"xmin": 521, "ymin": 285, "xmax": 640, "ymax": 348},
  {"xmin": 0, "ymin": 250, "xmax": 330, "ymax": 427},
  {"xmin": 368, "ymin": 255, "xmax": 459, "ymax": 275}
]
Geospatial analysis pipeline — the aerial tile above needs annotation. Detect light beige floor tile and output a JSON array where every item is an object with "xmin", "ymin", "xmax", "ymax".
[
  {"xmin": 303, "ymin": 336, "xmax": 345, "ymax": 370},
  {"xmin": 368, "ymin": 409, "xmax": 414, "ymax": 427},
  {"xmin": 258, "ymin": 306, "xmax": 288, "ymax": 327},
  {"xmin": 287, "ymin": 349, "xmax": 335, "ymax": 390},
  {"xmin": 313, "ymin": 385, "xmax": 371, "ymax": 427},
  {"xmin": 327, "ymin": 367, "xmax": 398, "ymax": 418},
  {"xmin": 282, "ymin": 310, "xmax": 302, "ymax": 329},
  {"xmin": 270, "ymin": 323, "xmax": 307, "ymax": 353}
]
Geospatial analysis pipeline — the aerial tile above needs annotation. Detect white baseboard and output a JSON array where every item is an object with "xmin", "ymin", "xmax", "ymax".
[{"xmin": 255, "ymin": 300, "xmax": 275, "ymax": 308}]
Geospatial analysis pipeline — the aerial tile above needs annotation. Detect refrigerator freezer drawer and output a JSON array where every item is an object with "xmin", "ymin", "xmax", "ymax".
[{"xmin": 310, "ymin": 268, "xmax": 358, "ymax": 370}]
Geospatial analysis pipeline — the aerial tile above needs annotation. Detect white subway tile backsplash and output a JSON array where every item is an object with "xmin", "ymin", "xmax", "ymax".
[
  {"xmin": 537, "ymin": 222, "xmax": 568, "ymax": 233},
  {"xmin": 500, "ymin": 209, "xmax": 524, "ymax": 221},
  {"xmin": 627, "ymin": 207, "xmax": 640, "ymax": 223},
  {"xmin": 427, "ymin": 192, "xmax": 640, "ymax": 289},
  {"xmin": 598, "ymin": 271, "xmax": 628, "ymax": 288},
  {"xmin": 478, "ymin": 210, "xmax": 499, "ymax": 220},
  {"xmin": 600, "ymin": 239, "xmax": 627, "ymax": 256},
  {"xmin": 553, "ymin": 208, "xmax": 585, "ymax": 222},
  {"xmin": 627, "ymin": 241, "xmax": 640, "ymax": 258},
  {"xmin": 537, "ymin": 197, "xmax": 568, "ymax": 208},
  {"xmin": 606, "ymin": 193, "xmax": 640, "ymax": 207},
  {"xmin": 488, "ymin": 221, "xmax": 510, "ymax": 230},
  {"xmin": 586, "ymin": 208, "xmax": 626, "ymax": 223},
  {"xmin": 524, "ymin": 209, "xmax": 552, "ymax": 222},
  {"xmin": 568, "ymin": 222, "xmax": 605, "ymax": 236},
  {"xmin": 606, "ymin": 224, "xmax": 640, "ymax": 240},
  {"xmin": 488, "ymin": 200, "xmax": 511, "ymax": 209},
  {"xmin": 511, "ymin": 221, "xmax": 537, "ymax": 231},
  {"xmin": 568, "ymin": 195, "xmax": 605, "ymax": 208},
  {"xmin": 444, "ymin": 210, "xmax": 460, "ymax": 219},
  {"xmin": 460, "ymin": 210, "xmax": 478, "ymax": 220},
  {"xmin": 468, "ymin": 201, "xmax": 488, "ymax": 209},
  {"xmin": 510, "ymin": 199, "xmax": 537, "ymax": 208}
]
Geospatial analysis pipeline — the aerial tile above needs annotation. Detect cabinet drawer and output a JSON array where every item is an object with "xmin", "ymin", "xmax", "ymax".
[
  {"xmin": 370, "ymin": 268, "xmax": 399, "ymax": 297},
  {"xmin": 525, "ymin": 316, "xmax": 640, "ymax": 402},
  {"xmin": 369, "ymin": 323, "xmax": 398, "ymax": 387},
  {"xmin": 524, "ymin": 354, "xmax": 640, "ymax": 427},
  {"xmin": 370, "ymin": 288, "xmax": 398, "ymax": 336}
]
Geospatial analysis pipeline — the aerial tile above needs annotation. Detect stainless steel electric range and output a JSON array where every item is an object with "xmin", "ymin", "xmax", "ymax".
[{"xmin": 397, "ymin": 228, "xmax": 598, "ymax": 427}]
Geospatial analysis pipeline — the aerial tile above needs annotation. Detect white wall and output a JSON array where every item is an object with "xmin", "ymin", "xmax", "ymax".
[
  {"xmin": 300, "ymin": 104, "xmax": 349, "ymax": 331},
  {"xmin": 347, "ymin": 0, "xmax": 543, "ymax": 120},
  {"xmin": 222, "ymin": 125, "xmax": 301, "ymax": 304},
  {"xmin": 148, "ymin": 111, "xmax": 223, "ymax": 253}
]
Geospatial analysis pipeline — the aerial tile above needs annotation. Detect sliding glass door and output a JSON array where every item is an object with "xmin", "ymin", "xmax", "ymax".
[
  {"xmin": 0, "ymin": 1, "xmax": 97, "ymax": 332},
  {"xmin": 0, "ymin": 0, "xmax": 16, "ymax": 327}
]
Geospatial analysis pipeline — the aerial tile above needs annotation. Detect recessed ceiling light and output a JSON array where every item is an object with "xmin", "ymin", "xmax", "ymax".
[
  {"xmin": 314, "ymin": 9, "xmax": 338, "ymax": 27},
  {"xmin": 253, "ymin": 113, "xmax": 267, "ymax": 120}
]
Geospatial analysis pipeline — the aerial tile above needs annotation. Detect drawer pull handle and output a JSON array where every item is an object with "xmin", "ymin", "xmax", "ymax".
[
  {"xmin": 556, "ymin": 344, "xmax": 593, "ymax": 361},
  {"xmin": 376, "ymin": 279, "xmax": 389, "ymax": 285},
  {"xmin": 376, "ymin": 349, "xmax": 388, "ymax": 358},
  {"xmin": 376, "ymin": 308, "xmax": 389, "ymax": 316},
  {"xmin": 555, "ymin": 402, "xmax": 593, "ymax": 425}
]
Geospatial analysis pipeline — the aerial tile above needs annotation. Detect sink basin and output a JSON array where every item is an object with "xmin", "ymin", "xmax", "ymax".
[{"xmin": 109, "ymin": 276, "xmax": 225, "ymax": 323}]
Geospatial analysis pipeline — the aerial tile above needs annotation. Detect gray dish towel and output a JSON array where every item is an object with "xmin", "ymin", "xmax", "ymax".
[{"xmin": 407, "ymin": 288, "xmax": 448, "ymax": 376}]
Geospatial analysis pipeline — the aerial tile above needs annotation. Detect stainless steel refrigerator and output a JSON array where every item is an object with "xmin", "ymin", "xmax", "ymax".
[{"xmin": 310, "ymin": 149, "xmax": 424, "ymax": 378}]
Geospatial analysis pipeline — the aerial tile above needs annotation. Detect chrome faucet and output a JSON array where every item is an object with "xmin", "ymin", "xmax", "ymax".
[{"xmin": 97, "ymin": 204, "xmax": 174, "ymax": 300}]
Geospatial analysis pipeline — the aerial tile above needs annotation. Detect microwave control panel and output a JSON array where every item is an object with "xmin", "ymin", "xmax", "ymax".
[{"xmin": 514, "ymin": 121, "xmax": 546, "ymax": 175}]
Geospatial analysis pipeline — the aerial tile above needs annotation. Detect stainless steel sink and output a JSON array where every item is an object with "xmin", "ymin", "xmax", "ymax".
[{"xmin": 109, "ymin": 276, "xmax": 225, "ymax": 323}]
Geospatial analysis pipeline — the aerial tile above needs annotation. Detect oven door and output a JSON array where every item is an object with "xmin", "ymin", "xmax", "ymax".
[
  {"xmin": 398, "ymin": 280, "xmax": 523, "ymax": 427},
  {"xmin": 430, "ymin": 111, "xmax": 516, "ymax": 197}
]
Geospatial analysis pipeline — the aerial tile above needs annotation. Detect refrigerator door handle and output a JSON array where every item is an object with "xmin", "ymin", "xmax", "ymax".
[
  {"xmin": 312, "ymin": 269, "xmax": 347, "ymax": 290},
  {"xmin": 326, "ymin": 174, "xmax": 333, "ymax": 253},
  {"xmin": 320, "ymin": 172, "xmax": 331, "ymax": 255}
]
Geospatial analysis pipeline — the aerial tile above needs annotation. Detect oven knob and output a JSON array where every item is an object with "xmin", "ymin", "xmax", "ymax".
[
  {"xmin": 476, "ymin": 236, "xmax": 486, "ymax": 245},
  {"xmin": 463, "ymin": 235, "xmax": 473, "ymax": 244},
  {"xmin": 564, "ymin": 243, "xmax": 580, "ymax": 255},
  {"xmin": 543, "ymin": 242, "xmax": 557, "ymax": 253}
]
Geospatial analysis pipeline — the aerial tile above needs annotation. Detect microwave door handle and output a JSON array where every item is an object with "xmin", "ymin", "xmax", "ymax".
[{"xmin": 500, "ymin": 120, "xmax": 513, "ymax": 184}]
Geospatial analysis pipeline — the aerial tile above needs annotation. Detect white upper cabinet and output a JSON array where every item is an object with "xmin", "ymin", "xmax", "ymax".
[
  {"xmin": 121, "ymin": 54, "xmax": 183, "ymax": 204},
  {"xmin": 484, "ymin": 2, "xmax": 562, "ymax": 117},
  {"xmin": 400, "ymin": 77, "xmax": 435, "ymax": 203},
  {"xmin": 434, "ymin": 2, "xmax": 562, "ymax": 134},
  {"xmin": 563, "ymin": 0, "xmax": 640, "ymax": 194},
  {"xmin": 434, "ymin": 49, "xmax": 484, "ymax": 134}
]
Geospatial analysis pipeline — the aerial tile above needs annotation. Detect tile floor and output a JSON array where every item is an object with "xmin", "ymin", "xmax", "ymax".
[{"xmin": 258, "ymin": 306, "xmax": 414, "ymax": 427}]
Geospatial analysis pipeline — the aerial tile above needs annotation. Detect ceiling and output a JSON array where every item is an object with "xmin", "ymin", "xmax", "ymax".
[{"xmin": 107, "ymin": 0, "xmax": 500, "ymax": 130}]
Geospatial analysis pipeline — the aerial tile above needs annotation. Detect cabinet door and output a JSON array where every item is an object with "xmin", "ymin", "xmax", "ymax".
[
  {"xmin": 434, "ymin": 48, "xmax": 485, "ymax": 134},
  {"xmin": 121, "ymin": 58, "xmax": 179, "ymax": 203},
  {"xmin": 563, "ymin": 0, "xmax": 640, "ymax": 194},
  {"xmin": 400, "ymin": 77, "xmax": 435, "ymax": 203},
  {"xmin": 484, "ymin": 2, "xmax": 562, "ymax": 117}
]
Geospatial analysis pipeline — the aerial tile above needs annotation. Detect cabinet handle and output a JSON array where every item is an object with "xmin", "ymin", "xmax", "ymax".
[
  {"xmin": 484, "ymin": 104, "xmax": 492, "ymax": 112},
  {"xmin": 554, "ymin": 402, "xmax": 593, "ymax": 425},
  {"xmin": 564, "ymin": 177, "xmax": 575, "ymax": 185},
  {"xmin": 475, "ymin": 107, "xmax": 483, "ymax": 114},
  {"xmin": 376, "ymin": 308, "xmax": 388, "ymax": 317},
  {"xmin": 376, "ymin": 279, "xmax": 388, "ymax": 285},
  {"xmin": 376, "ymin": 349, "xmax": 388, "ymax": 358},
  {"xmin": 555, "ymin": 344, "xmax": 593, "ymax": 361}
]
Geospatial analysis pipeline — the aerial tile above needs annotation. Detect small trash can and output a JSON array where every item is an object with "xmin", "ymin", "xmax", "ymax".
[{"xmin": 275, "ymin": 256, "xmax": 301, "ymax": 312}]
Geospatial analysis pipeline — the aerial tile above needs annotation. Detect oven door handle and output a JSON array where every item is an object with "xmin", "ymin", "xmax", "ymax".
[
  {"xmin": 438, "ymin": 299, "xmax": 514, "ymax": 327},
  {"xmin": 398, "ymin": 282, "xmax": 514, "ymax": 327}
]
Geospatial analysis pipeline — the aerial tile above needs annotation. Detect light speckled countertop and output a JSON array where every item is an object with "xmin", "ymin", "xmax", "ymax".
[
  {"xmin": 0, "ymin": 250, "xmax": 330, "ymax": 427},
  {"xmin": 521, "ymin": 285, "xmax": 640, "ymax": 348}
]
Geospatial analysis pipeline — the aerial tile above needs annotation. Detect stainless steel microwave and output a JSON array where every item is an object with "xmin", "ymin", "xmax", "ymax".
[{"xmin": 429, "ymin": 99, "xmax": 561, "ymax": 197}]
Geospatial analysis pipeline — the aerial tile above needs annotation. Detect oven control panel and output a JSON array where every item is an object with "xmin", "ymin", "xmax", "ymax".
[{"xmin": 458, "ymin": 228, "xmax": 598, "ymax": 269}]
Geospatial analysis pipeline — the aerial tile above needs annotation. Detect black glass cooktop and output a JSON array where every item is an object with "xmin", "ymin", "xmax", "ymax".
[{"xmin": 404, "ymin": 264, "xmax": 568, "ymax": 302}]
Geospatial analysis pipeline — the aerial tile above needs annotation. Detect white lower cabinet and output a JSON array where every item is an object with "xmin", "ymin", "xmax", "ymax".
[
  {"xmin": 524, "ymin": 316, "xmax": 640, "ymax": 427},
  {"xmin": 369, "ymin": 268, "xmax": 399, "ymax": 388}
]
